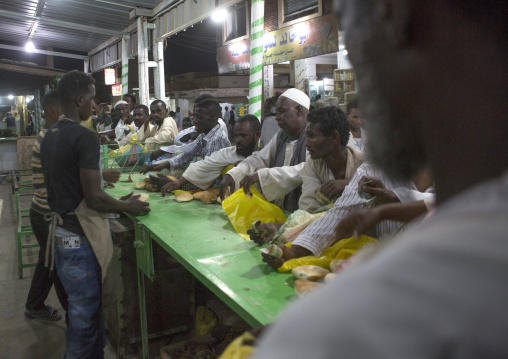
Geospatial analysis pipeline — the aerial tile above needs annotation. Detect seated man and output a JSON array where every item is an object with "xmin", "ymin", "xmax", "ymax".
[
  {"xmin": 141, "ymin": 99, "xmax": 231, "ymax": 175},
  {"xmin": 261, "ymin": 163, "xmax": 435, "ymax": 269},
  {"xmin": 114, "ymin": 101, "xmax": 137, "ymax": 142},
  {"xmin": 249, "ymin": 106, "xmax": 366, "ymax": 243},
  {"xmin": 137, "ymin": 99, "xmax": 178, "ymax": 151},
  {"xmin": 220, "ymin": 88, "xmax": 310, "ymax": 212},
  {"xmin": 159, "ymin": 115, "xmax": 261, "ymax": 195}
]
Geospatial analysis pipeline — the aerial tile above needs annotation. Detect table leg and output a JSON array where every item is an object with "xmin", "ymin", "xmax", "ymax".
[{"xmin": 137, "ymin": 265, "xmax": 149, "ymax": 359}]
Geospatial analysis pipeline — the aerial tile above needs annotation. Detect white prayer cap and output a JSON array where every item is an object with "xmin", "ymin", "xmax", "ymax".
[
  {"xmin": 114, "ymin": 100, "xmax": 128, "ymax": 109},
  {"xmin": 280, "ymin": 88, "xmax": 310, "ymax": 110}
]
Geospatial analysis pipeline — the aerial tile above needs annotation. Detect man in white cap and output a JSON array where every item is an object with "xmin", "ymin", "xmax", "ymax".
[
  {"xmin": 219, "ymin": 88, "xmax": 310, "ymax": 211},
  {"xmin": 113, "ymin": 100, "xmax": 137, "ymax": 142}
]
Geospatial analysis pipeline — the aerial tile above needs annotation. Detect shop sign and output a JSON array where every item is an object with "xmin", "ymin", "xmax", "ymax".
[
  {"xmin": 263, "ymin": 13, "xmax": 338, "ymax": 65},
  {"xmin": 104, "ymin": 68, "xmax": 116, "ymax": 85},
  {"xmin": 111, "ymin": 84, "xmax": 122, "ymax": 96},
  {"xmin": 217, "ymin": 40, "xmax": 251, "ymax": 74}
]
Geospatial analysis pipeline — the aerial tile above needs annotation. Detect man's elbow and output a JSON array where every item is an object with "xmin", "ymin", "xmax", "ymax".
[{"xmin": 84, "ymin": 192, "xmax": 104, "ymax": 211}]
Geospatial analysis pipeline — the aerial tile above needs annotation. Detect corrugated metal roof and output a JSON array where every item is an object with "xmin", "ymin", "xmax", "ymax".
[{"xmin": 0, "ymin": 0, "xmax": 162, "ymax": 54}]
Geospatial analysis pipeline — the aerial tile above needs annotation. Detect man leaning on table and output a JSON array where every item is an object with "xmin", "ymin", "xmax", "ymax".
[{"xmin": 159, "ymin": 114, "xmax": 261, "ymax": 195}]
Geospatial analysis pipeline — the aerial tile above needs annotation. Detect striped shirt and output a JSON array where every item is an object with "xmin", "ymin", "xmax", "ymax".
[
  {"xmin": 31, "ymin": 129, "xmax": 50, "ymax": 214},
  {"xmin": 292, "ymin": 162, "xmax": 432, "ymax": 256},
  {"xmin": 160, "ymin": 123, "xmax": 231, "ymax": 169}
]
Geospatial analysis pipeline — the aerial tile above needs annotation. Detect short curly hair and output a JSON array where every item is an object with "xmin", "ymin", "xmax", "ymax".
[
  {"xmin": 57, "ymin": 70, "xmax": 95, "ymax": 106},
  {"xmin": 307, "ymin": 106, "xmax": 350, "ymax": 146}
]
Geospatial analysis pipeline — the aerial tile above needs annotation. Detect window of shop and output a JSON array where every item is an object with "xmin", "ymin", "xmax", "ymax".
[
  {"xmin": 278, "ymin": 0, "xmax": 322, "ymax": 27},
  {"xmin": 223, "ymin": 1, "xmax": 249, "ymax": 44}
]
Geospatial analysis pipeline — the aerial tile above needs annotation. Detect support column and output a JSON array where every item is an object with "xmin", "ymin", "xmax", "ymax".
[
  {"xmin": 84, "ymin": 57, "xmax": 90, "ymax": 73},
  {"xmin": 34, "ymin": 89, "xmax": 42, "ymax": 134},
  {"xmin": 153, "ymin": 39, "xmax": 166, "ymax": 102},
  {"xmin": 122, "ymin": 35, "xmax": 130, "ymax": 95},
  {"xmin": 137, "ymin": 17, "xmax": 150, "ymax": 105},
  {"xmin": 248, "ymin": 0, "xmax": 265, "ymax": 118}
]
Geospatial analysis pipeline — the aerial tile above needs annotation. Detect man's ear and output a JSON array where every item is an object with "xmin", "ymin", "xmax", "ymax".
[
  {"xmin": 332, "ymin": 130, "xmax": 342, "ymax": 145},
  {"xmin": 75, "ymin": 94, "xmax": 83, "ymax": 108},
  {"xmin": 255, "ymin": 131, "xmax": 261, "ymax": 141}
]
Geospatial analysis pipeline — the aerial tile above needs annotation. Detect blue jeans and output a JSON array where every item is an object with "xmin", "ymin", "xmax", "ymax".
[{"xmin": 55, "ymin": 227, "xmax": 105, "ymax": 359}]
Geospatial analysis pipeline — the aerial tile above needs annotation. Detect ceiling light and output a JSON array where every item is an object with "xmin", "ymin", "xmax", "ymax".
[
  {"xmin": 25, "ymin": 40, "xmax": 35, "ymax": 52},
  {"xmin": 211, "ymin": 9, "xmax": 227, "ymax": 22},
  {"xmin": 8, "ymin": 95, "xmax": 14, "ymax": 99},
  {"xmin": 342, "ymin": 50, "xmax": 348, "ymax": 56}
]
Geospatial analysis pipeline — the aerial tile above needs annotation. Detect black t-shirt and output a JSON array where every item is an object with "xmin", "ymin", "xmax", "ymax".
[{"xmin": 40, "ymin": 120, "xmax": 100, "ymax": 235}]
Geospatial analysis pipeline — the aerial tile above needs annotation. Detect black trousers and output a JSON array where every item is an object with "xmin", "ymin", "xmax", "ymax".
[{"xmin": 25, "ymin": 208, "xmax": 68, "ymax": 313}]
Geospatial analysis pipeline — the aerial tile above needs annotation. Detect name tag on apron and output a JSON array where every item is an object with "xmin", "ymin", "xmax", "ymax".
[{"xmin": 62, "ymin": 236, "xmax": 81, "ymax": 249}]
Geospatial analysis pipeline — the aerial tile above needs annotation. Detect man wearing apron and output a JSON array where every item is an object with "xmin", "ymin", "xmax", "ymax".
[{"xmin": 40, "ymin": 70, "xmax": 150, "ymax": 358}]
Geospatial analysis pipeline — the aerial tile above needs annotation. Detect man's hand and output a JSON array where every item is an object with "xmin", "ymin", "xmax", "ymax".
[
  {"xmin": 240, "ymin": 173, "xmax": 260, "ymax": 196},
  {"xmin": 261, "ymin": 247, "xmax": 286, "ymax": 269},
  {"xmin": 148, "ymin": 173, "xmax": 171, "ymax": 190},
  {"xmin": 150, "ymin": 149, "xmax": 165, "ymax": 162},
  {"xmin": 321, "ymin": 179, "xmax": 349, "ymax": 199},
  {"xmin": 219, "ymin": 174, "xmax": 236, "ymax": 201},
  {"xmin": 102, "ymin": 169, "xmax": 121, "ymax": 183},
  {"xmin": 143, "ymin": 115, "xmax": 152, "ymax": 132},
  {"xmin": 335, "ymin": 208, "xmax": 382, "ymax": 240},
  {"xmin": 120, "ymin": 192, "xmax": 133, "ymax": 201},
  {"xmin": 359, "ymin": 176, "xmax": 399, "ymax": 204},
  {"xmin": 124, "ymin": 194, "xmax": 151, "ymax": 216},
  {"xmin": 161, "ymin": 181, "xmax": 182, "ymax": 197},
  {"xmin": 247, "ymin": 222, "xmax": 282, "ymax": 245},
  {"xmin": 141, "ymin": 162, "xmax": 168, "ymax": 174}
]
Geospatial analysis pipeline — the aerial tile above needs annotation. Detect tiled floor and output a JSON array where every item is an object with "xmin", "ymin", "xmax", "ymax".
[{"xmin": 0, "ymin": 182, "xmax": 119, "ymax": 359}]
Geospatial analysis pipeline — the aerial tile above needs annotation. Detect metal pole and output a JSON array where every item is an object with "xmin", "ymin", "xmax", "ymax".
[
  {"xmin": 34, "ymin": 89, "xmax": 42, "ymax": 133},
  {"xmin": 153, "ymin": 39, "xmax": 166, "ymax": 102},
  {"xmin": 121, "ymin": 35, "xmax": 130, "ymax": 95},
  {"xmin": 248, "ymin": 0, "xmax": 265, "ymax": 118},
  {"xmin": 137, "ymin": 17, "xmax": 150, "ymax": 105},
  {"xmin": 83, "ymin": 57, "xmax": 90, "ymax": 73}
]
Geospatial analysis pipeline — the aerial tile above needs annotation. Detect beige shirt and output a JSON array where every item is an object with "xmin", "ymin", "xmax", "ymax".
[
  {"xmin": 299, "ymin": 146, "xmax": 366, "ymax": 212},
  {"xmin": 136, "ymin": 117, "xmax": 178, "ymax": 151}
]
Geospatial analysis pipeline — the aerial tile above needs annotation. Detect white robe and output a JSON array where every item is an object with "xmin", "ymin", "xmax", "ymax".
[
  {"xmin": 136, "ymin": 117, "xmax": 178, "ymax": 151},
  {"xmin": 227, "ymin": 134, "xmax": 308, "ymax": 205},
  {"xmin": 183, "ymin": 146, "xmax": 246, "ymax": 190}
]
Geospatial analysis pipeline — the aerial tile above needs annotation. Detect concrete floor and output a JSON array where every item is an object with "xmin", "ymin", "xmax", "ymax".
[{"xmin": 0, "ymin": 182, "xmax": 119, "ymax": 359}]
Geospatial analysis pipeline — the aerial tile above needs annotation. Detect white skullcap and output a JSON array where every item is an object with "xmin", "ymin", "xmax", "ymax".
[
  {"xmin": 280, "ymin": 88, "xmax": 310, "ymax": 110},
  {"xmin": 114, "ymin": 100, "xmax": 128, "ymax": 109}
]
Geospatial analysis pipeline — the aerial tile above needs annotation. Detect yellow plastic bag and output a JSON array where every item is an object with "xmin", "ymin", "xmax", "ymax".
[
  {"xmin": 218, "ymin": 331, "xmax": 256, "ymax": 359},
  {"xmin": 277, "ymin": 235, "xmax": 377, "ymax": 272},
  {"xmin": 222, "ymin": 187, "xmax": 286, "ymax": 240}
]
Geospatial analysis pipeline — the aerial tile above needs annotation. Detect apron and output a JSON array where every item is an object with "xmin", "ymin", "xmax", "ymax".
[{"xmin": 45, "ymin": 200, "xmax": 122, "ymax": 309}]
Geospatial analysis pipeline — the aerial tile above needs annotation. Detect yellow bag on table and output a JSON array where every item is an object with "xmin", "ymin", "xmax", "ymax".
[
  {"xmin": 222, "ymin": 187, "xmax": 286, "ymax": 241},
  {"xmin": 277, "ymin": 235, "xmax": 377, "ymax": 272}
]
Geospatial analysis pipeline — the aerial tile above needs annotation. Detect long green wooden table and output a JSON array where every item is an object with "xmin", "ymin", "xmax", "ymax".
[{"xmin": 106, "ymin": 173, "xmax": 296, "ymax": 358}]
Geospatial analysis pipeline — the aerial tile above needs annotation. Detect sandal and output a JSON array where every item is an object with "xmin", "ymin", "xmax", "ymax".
[{"xmin": 25, "ymin": 305, "xmax": 62, "ymax": 321}]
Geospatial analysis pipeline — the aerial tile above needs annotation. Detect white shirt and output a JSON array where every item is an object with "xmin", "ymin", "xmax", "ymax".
[
  {"xmin": 183, "ymin": 146, "xmax": 247, "ymax": 190},
  {"xmin": 292, "ymin": 162, "xmax": 434, "ymax": 256},
  {"xmin": 115, "ymin": 120, "xmax": 138, "ymax": 141},
  {"xmin": 227, "ymin": 132, "xmax": 308, "ymax": 204},
  {"xmin": 254, "ymin": 173, "xmax": 508, "ymax": 359},
  {"xmin": 136, "ymin": 117, "xmax": 178, "ymax": 151},
  {"xmin": 175, "ymin": 112, "xmax": 183, "ymax": 131},
  {"xmin": 218, "ymin": 118, "xmax": 229, "ymax": 138}
]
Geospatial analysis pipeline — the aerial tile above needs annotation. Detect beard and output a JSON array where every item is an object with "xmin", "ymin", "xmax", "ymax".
[
  {"xmin": 236, "ymin": 140, "xmax": 256, "ymax": 158},
  {"xmin": 359, "ymin": 75, "xmax": 427, "ymax": 182}
]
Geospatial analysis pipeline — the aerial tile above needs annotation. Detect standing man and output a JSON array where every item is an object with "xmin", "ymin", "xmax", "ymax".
[
  {"xmin": 254, "ymin": 0, "xmax": 508, "ymax": 357},
  {"xmin": 41, "ymin": 70, "xmax": 150, "ymax": 358},
  {"xmin": 223, "ymin": 106, "xmax": 230, "ymax": 126},
  {"xmin": 5, "ymin": 112, "xmax": 15, "ymax": 127},
  {"xmin": 346, "ymin": 98, "xmax": 364, "ymax": 151},
  {"xmin": 175, "ymin": 106, "xmax": 183, "ymax": 132},
  {"xmin": 220, "ymin": 88, "xmax": 310, "ymax": 212},
  {"xmin": 24, "ymin": 90, "xmax": 67, "ymax": 322},
  {"xmin": 122, "ymin": 94, "xmax": 136, "ymax": 114}
]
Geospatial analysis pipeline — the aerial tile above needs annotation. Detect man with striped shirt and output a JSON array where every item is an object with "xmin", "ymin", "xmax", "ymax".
[
  {"xmin": 262, "ymin": 162, "xmax": 434, "ymax": 268},
  {"xmin": 141, "ymin": 99, "xmax": 231, "ymax": 175},
  {"xmin": 25, "ymin": 90, "xmax": 68, "ymax": 322}
]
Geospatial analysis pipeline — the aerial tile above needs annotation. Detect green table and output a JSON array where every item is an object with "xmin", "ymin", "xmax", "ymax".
[{"xmin": 106, "ymin": 173, "xmax": 296, "ymax": 358}]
